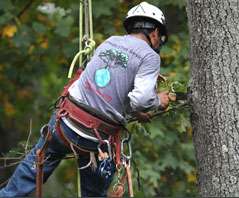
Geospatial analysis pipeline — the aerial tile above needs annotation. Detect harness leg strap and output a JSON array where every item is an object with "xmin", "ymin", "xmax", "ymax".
[
  {"xmin": 36, "ymin": 125, "xmax": 54, "ymax": 197},
  {"xmin": 115, "ymin": 130, "xmax": 122, "ymax": 165}
]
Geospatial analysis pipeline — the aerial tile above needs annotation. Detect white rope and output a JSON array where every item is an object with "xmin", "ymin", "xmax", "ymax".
[{"xmin": 69, "ymin": 142, "xmax": 92, "ymax": 169}]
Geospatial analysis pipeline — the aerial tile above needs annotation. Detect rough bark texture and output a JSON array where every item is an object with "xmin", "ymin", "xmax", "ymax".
[{"xmin": 186, "ymin": 0, "xmax": 239, "ymax": 196}]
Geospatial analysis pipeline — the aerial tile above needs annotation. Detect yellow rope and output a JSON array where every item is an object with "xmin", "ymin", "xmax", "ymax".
[
  {"xmin": 68, "ymin": 39, "xmax": 95, "ymax": 78},
  {"xmin": 68, "ymin": 0, "xmax": 95, "ymax": 79}
]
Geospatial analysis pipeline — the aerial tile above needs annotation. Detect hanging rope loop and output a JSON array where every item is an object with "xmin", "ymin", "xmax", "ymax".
[{"xmin": 68, "ymin": 38, "xmax": 95, "ymax": 78}]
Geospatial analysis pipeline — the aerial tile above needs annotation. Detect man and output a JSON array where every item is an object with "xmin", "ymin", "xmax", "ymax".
[{"xmin": 0, "ymin": 1, "xmax": 169, "ymax": 197}]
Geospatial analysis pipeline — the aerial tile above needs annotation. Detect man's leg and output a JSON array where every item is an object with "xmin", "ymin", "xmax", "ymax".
[
  {"xmin": 78, "ymin": 157, "xmax": 115, "ymax": 197},
  {"xmin": 0, "ymin": 116, "xmax": 71, "ymax": 197},
  {"xmin": 0, "ymin": 136, "xmax": 50, "ymax": 197}
]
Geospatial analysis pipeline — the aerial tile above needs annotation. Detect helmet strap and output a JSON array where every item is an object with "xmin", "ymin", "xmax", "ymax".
[
  {"xmin": 142, "ymin": 29, "xmax": 162, "ymax": 54},
  {"xmin": 142, "ymin": 29, "xmax": 153, "ymax": 48}
]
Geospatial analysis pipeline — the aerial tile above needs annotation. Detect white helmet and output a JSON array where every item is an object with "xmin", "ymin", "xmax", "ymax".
[{"xmin": 124, "ymin": 2, "xmax": 168, "ymax": 46}]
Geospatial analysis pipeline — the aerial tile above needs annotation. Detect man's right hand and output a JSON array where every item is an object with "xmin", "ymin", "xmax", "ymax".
[{"xmin": 157, "ymin": 91, "xmax": 169, "ymax": 109}]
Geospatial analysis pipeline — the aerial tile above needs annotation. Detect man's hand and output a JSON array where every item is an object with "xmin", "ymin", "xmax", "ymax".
[
  {"xmin": 136, "ymin": 112, "xmax": 152, "ymax": 123},
  {"xmin": 157, "ymin": 90, "xmax": 170, "ymax": 109}
]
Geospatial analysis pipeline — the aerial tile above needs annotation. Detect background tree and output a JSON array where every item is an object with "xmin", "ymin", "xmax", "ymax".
[
  {"xmin": 0, "ymin": 0, "xmax": 195, "ymax": 196},
  {"xmin": 186, "ymin": 0, "xmax": 239, "ymax": 196}
]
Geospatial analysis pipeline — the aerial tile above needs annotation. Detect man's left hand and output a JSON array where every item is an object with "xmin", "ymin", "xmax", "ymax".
[{"xmin": 136, "ymin": 112, "xmax": 152, "ymax": 123}]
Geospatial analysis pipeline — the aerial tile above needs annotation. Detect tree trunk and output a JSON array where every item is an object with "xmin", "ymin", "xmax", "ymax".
[{"xmin": 186, "ymin": 0, "xmax": 239, "ymax": 196}]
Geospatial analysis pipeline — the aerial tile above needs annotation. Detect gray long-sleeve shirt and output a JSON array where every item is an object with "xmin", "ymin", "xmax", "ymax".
[{"xmin": 68, "ymin": 35, "xmax": 161, "ymax": 126}]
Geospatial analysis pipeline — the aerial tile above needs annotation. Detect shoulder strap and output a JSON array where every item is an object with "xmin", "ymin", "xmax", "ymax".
[{"xmin": 61, "ymin": 69, "xmax": 83, "ymax": 96}]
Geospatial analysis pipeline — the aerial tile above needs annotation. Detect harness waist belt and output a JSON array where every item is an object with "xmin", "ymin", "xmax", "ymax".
[{"xmin": 56, "ymin": 97, "xmax": 122, "ymax": 141}]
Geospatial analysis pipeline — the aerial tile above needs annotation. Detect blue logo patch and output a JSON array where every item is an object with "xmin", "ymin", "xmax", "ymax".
[{"xmin": 95, "ymin": 68, "xmax": 110, "ymax": 87}]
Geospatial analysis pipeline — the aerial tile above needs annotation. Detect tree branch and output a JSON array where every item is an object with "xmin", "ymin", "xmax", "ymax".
[
  {"xmin": 127, "ymin": 102, "xmax": 189, "ymax": 123},
  {"xmin": 17, "ymin": 0, "xmax": 34, "ymax": 19},
  {"xmin": 25, "ymin": 119, "xmax": 32, "ymax": 154}
]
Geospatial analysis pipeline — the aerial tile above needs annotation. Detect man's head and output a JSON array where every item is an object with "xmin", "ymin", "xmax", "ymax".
[{"xmin": 123, "ymin": 2, "xmax": 168, "ymax": 53}]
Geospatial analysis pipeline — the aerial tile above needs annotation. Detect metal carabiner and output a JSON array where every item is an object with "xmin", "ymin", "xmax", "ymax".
[
  {"xmin": 97, "ymin": 139, "xmax": 112, "ymax": 161},
  {"xmin": 53, "ymin": 96, "xmax": 65, "ymax": 109},
  {"xmin": 121, "ymin": 138, "xmax": 132, "ymax": 161}
]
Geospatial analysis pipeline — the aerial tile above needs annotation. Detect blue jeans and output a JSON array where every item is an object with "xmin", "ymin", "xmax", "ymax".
[{"xmin": 0, "ymin": 113, "xmax": 115, "ymax": 197}]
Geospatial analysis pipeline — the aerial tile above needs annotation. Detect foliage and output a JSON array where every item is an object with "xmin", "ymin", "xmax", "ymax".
[{"xmin": 0, "ymin": 0, "xmax": 197, "ymax": 196}]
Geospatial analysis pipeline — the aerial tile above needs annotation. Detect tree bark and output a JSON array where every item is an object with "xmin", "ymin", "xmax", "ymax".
[{"xmin": 186, "ymin": 0, "xmax": 239, "ymax": 196}]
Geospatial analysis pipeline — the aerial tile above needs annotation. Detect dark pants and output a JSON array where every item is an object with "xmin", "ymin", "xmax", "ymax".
[{"xmin": 0, "ymin": 113, "xmax": 115, "ymax": 197}]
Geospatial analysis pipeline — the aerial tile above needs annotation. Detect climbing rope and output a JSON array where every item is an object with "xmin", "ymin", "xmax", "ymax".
[
  {"xmin": 68, "ymin": 38, "xmax": 95, "ymax": 78},
  {"xmin": 68, "ymin": 1, "xmax": 95, "ymax": 197},
  {"xmin": 68, "ymin": 0, "xmax": 95, "ymax": 79}
]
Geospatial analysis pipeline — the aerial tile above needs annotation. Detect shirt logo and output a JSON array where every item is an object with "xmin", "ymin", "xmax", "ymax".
[{"xmin": 95, "ymin": 49, "xmax": 128, "ymax": 87}]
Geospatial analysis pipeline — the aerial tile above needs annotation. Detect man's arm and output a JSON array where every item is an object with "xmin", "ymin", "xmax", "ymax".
[
  {"xmin": 135, "ymin": 90, "xmax": 169, "ymax": 123},
  {"xmin": 128, "ymin": 56, "xmax": 162, "ymax": 112}
]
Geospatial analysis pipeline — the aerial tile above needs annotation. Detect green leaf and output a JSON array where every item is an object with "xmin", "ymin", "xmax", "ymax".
[
  {"xmin": 160, "ymin": 45, "xmax": 172, "ymax": 55},
  {"xmin": 179, "ymin": 161, "xmax": 195, "ymax": 173},
  {"xmin": 32, "ymin": 22, "xmax": 47, "ymax": 34},
  {"xmin": 71, "ymin": 37, "xmax": 79, "ymax": 44},
  {"xmin": 165, "ymin": 0, "xmax": 186, "ymax": 9},
  {"xmin": 93, "ymin": 0, "xmax": 117, "ymax": 18},
  {"xmin": 63, "ymin": 43, "xmax": 78, "ymax": 58},
  {"xmin": 0, "ymin": 12, "xmax": 14, "ymax": 25},
  {"xmin": 161, "ymin": 152, "xmax": 179, "ymax": 170},
  {"xmin": 0, "ymin": 0, "xmax": 11, "ymax": 11},
  {"xmin": 11, "ymin": 24, "xmax": 34, "ymax": 48},
  {"xmin": 180, "ymin": 143, "xmax": 196, "ymax": 161},
  {"xmin": 54, "ymin": 16, "xmax": 74, "ymax": 37},
  {"xmin": 177, "ymin": 114, "xmax": 191, "ymax": 133},
  {"xmin": 150, "ymin": 119, "xmax": 166, "ymax": 138}
]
